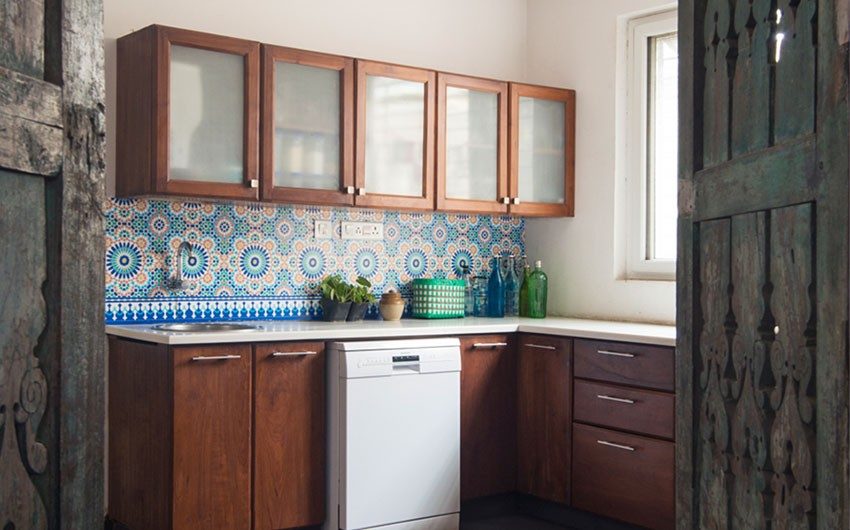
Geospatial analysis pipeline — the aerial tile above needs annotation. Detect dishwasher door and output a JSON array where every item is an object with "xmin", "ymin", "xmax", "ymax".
[{"xmin": 341, "ymin": 371, "xmax": 460, "ymax": 529}]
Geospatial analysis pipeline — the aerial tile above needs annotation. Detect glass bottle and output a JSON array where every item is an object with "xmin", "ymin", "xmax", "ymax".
[
  {"xmin": 503, "ymin": 255, "xmax": 519, "ymax": 316},
  {"xmin": 461, "ymin": 265, "xmax": 474, "ymax": 316},
  {"xmin": 519, "ymin": 264, "xmax": 531, "ymax": 317},
  {"xmin": 486, "ymin": 257, "xmax": 505, "ymax": 317},
  {"xmin": 473, "ymin": 276, "xmax": 488, "ymax": 317},
  {"xmin": 527, "ymin": 260, "xmax": 548, "ymax": 318}
]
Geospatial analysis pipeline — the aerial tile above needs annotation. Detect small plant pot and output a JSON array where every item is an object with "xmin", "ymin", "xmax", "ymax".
[
  {"xmin": 321, "ymin": 298, "xmax": 351, "ymax": 322},
  {"xmin": 347, "ymin": 302, "xmax": 370, "ymax": 322}
]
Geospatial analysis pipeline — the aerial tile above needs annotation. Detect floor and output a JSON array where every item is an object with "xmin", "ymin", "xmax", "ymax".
[{"xmin": 462, "ymin": 515, "xmax": 569, "ymax": 530}]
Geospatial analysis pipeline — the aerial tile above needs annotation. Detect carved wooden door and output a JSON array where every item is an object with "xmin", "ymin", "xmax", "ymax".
[
  {"xmin": 677, "ymin": 0, "xmax": 848, "ymax": 528},
  {"xmin": 0, "ymin": 0, "xmax": 105, "ymax": 528}
]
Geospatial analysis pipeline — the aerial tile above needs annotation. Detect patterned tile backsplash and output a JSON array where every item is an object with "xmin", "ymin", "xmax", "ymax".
[{"xmin": 105, "ymin": 198, "xmax": 525, "ymax": 323}]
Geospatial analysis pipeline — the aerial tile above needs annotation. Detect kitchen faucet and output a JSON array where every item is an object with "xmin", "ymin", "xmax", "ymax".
[{"xmin": 165, "ymin": 240, "xmax": 193, "ymax": 291}]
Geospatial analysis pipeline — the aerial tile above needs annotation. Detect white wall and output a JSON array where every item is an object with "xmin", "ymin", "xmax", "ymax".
[
  {"xmin": 103, "ymin": 0, "xmax": 528, "ymax": 193},
  {"xmin": 524, "ymin": 0, "xmax": 677, "ymax": 324}
]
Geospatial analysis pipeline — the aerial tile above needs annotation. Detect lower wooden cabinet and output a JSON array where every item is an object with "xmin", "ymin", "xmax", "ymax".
[
  {"xmin": 516, "ymin": 334, "xmax": 572, "ymax": 504},
  {"xmin": 459, "ymin": 335, "xmax": 517, "ymax": 500},
  {"xmin": 572, "ymin": 423, "xmax": 674, "ymax": 530}
]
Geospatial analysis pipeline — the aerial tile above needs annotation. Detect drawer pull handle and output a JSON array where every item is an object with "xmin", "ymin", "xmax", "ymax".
[
  {"xmin": 191, "ymin": 355, "xmax": 241, "ymax": 362},
  {"xmin": 597, "ymin": 394, "xmax": 636, "ymax": 404},
  {"xmin": 271, "ymin": 351, "xmax": 318, "ymax": 357},
  {"xmin": 597, "ymin": 349, "xmax": 635, "ymax": 358},
  {"xmin": 473, "ymin": 342, "xmax": 508, "ymax": 348},
  {"xmin": 526, "ymin": 343, "xmax": 557, "ymax": 350},
  {"xmin": 597, "ymin": 440, "xmax": 636, "ymax": 452}
]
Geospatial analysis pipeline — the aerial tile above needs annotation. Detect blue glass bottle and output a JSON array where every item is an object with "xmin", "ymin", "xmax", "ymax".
[{"xmin": 487, "ymin": 257, "xmax": 505, "ymax": 317}]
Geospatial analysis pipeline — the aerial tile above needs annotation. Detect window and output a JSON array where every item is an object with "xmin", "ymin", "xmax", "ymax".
[{"xmin": 624, "ymin": 8, "xmax": 678, "ymax": 280}]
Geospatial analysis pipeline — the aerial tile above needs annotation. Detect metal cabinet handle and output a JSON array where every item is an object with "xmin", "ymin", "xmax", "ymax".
[
  {"xmin": 597, "ymin": 440, "xmax": 636, "ymax": 452},
  {"xmin": 249, "ymin": 179, "xmax": 259, "ymax": 188},
  {"xmin": 597, "ymin": 349, "xmax": 635, "ymax": 358},
  {"xmin": 597, "ymin": 394, "xmax": 636, "ymax": 404},
  {"xmin": 473, "ymin": 342, "xmax": 508, "ymax": 348},
  {"xmin": 346, "ymin": 186, "xmax": 356, "ymax": 195},
  {"xmin": 191, "ymin": 355, "xmax": 241, "ymax": 362},
  {"xmin": 271, "ymin": 351, "xmax": 318, "ymax": 357},
  {"xmin": 357, "ymin": 188, "xmax": 366, "ymax": 196},
  {"xmin": 512, "ymin": 197, "xmax": 521, "ymax": 205},
  {"xmin": 526, "ymin": 343, "xmax": 557, "ymax": 350},
  {"xmin": 501, "ymin": 197, "xmax": 510, "ymax": 205}
]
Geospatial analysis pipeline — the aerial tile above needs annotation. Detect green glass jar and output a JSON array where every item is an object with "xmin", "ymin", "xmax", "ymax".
[{"xmin": 527, "ymin": 260, "xmax": 548, "ymax": 319}]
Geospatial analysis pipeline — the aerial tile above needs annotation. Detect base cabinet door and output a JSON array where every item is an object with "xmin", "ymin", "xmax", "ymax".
[
  {"xmin": 172, "ymin": 344, "xmax": 252, "ymax": 530},
  {"xmin": 572, "ymin": 423, "xmax": 674, "ymax": 530},
  {"xmin": 460, "ymin": 335, "xmax": 517, "ymax": 500},
  {"xmin": 254, "ymin": 342, "xmax": 326, "ymax": 529},
  {"xmin": 516, "ymin": 334, "xmax": 572, "ymax": 504}
]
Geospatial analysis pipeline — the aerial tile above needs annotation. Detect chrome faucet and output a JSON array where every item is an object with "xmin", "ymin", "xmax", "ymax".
[{"xmin": 165, "ymin": 240, "xmax": 193, "ymax": 291}]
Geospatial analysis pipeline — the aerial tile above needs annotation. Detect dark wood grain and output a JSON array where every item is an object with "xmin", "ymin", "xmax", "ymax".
[
  {"xmin": 573, "ymin": 379, "xmax": 674, "ymax": 440},
  {"xmin": 516, "ymin": 334, "xmax": 571, "ymax": 504},
  {"xmin": 459, "ymin": 335, "xmax": 517, "ymax": 500},
  {"xmin": 701, "ymin": 0, "xmax": 731, "ymax": 168},
  {"xmin": 573, "ymin": 339, "xmax": 674, "ymax": 392},
  {"xmin": 572, "ymin": 423, "xmax": 674, "ymax": 530},
  {"xmin": 730, "ymin": 0, "xmax": 770, "ymax": 157},
  {"xmin": 254, "ymin": 341, "xmax": 326, "ymax": 529},
  {"xmin": 774, "ymin": 0, "xmax": 816, "ymax": 143},
  {"xmin": 172, "ymin": 344, "xmax": 252, "ymax": 530}
]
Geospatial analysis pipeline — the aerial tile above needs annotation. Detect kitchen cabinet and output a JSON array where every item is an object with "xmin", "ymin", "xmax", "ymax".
[
  {"xmin": 116, "ymin": 25, "xmax": 260, "ymax": 200},
  {"xmin": 436, "ymin": 74, "xmax": 509, "ymax": 214},
  {"xmin": 261, "ymin": 46, "xmax": 355, "ymax": 206},
  {"xmin": 516, "ymin": 334, "xmax": 572, "ymax": 504},
  {"xmin": 355, "ymin": 60, "xmax": 436, "ymax": 210},
  {"xmin": 459, "ymin": 335, "xmax": 517, "ymax": 500},
  {"xmin": 508, "ymin": 83, "xmax": 576, "ymax": 217},
  {"xmin": 254, "ymin": 341, "xmax": 326, "ymax": 529}
]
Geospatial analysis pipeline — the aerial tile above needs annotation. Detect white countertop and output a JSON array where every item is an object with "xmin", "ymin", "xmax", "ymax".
[{"xmin": 106, "ymin": 317, "xmax": 676, "ymax": 347}]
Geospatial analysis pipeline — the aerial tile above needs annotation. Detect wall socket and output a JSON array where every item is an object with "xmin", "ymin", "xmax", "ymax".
[
  {"xmin": 341, "ymin": 221, "xmax": 383, "ymax": 240},
  {"xmin": 314, "ymin": 220, "xmax": 333, "ymax": 239}
]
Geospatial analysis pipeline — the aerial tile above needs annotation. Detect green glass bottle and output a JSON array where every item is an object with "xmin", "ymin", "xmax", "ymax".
[
  {"xmin": 527, "ymin": 260, "xmax": 548, "ymax": 319},
  {"xmin": 518, "ymin": 264, "xmax": 531, "ymax": 317}
]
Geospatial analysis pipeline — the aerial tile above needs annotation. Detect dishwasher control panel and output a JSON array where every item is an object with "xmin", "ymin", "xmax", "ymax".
[{"xmin": 330, "ymin": 338, "xmax": 462, "ymax": 378}]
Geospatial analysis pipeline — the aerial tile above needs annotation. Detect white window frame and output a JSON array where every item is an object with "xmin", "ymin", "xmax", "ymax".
[{"xmin": 624, "ymin": 8, "xmax": 678, "ymax": 281}]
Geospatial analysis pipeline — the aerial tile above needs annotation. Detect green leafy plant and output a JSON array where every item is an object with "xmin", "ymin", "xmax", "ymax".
[
  {"xmin": 318, "ymin": 274, "xmax": 352, "ymax": 303},
  {"xmin": 350, "ymin": 276, "xmax": 377, "ymax": 304}
]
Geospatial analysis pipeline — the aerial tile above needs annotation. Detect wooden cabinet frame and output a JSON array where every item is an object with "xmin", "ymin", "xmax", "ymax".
[
  {"xmin": 355, "ymin": 60, "xmax": 436, "ymax": 211},
  {"xmin": 261, "ymin": 46, "xmax": 355, "ymax": 206},
  {"xmin": 436, "ymin": 73, "xmax": 509, "ymax": 214},
  {"xmin": 508, "ymin": 83, "xmax": 576, "ymax": 217}
]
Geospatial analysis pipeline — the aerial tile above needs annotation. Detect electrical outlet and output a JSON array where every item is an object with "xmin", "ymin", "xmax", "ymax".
[
  {"xmin": 314, "ymin": 220, "xmax": 333, "ymax": 239},
  {"xmin": 341, "ymin": 221, "xmax": 383, "ymax": 240}
]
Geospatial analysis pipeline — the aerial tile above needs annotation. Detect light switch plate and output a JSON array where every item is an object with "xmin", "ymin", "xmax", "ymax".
[
  {"xmin": 341, "ymin": 221, "xmax": 383, "ymax": 240},
  {"xmin": 314, "ymin": 220, "xmax": 333, "ymax": 240}
]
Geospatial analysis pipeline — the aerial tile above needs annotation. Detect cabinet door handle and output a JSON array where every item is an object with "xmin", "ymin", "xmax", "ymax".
[
  {"xmin": 473, "ymin": 342, "xmax": 508, "ymax": 348},
  {"xmin": 597, "ymin": 349, "xmax": 635, "ymax": 358},
  {"xmin": 597, "ymin": 394, "xmax": 636, "ymax": 404},
  {"xmin": 346, "ymin": 186, "xmax": 356, "ymax": 195},
  {"xmin": 526, "ymin": 343, "xmax": 556, "ymax": 350},
  {"xmin": 501, "ymin": 197, "xmax": 510, "ymax": 205},
  {"xmin": 597, "ymin": 440, "xmax": 636, "ymax": 452},
  {"xmin": 191, "ymin": 354, "xmax": 241, "ymax": 362},
  {"xmin": 512, "ymin": 197, "xmax": 521, "ymax": 205},
  {"xmin": 357, "ymin": 187, "xmax": 366, "ymax": 196},
  {"xmin": 249, "ymin": 179, "xmax": 259, "ymax": 188},
  {"xmin": 271, "ymin": 350, "xmax": 318, "ymax": 357}
]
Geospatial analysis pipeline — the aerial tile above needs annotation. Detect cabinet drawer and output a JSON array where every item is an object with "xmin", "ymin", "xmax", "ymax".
[
  {"xmin": 573, "ymin": 379, "xmax": 674, "ymax": 440},
  {"xmin": 572, "ymin": 423, "xmax": 674, "ymax": 530},
  {"xmin": 574, "ymin": 339, "xmax": 673, "ymax": 391},
  {"xmin": 517, "ymin": 333, "xmax": 571, "ymax": 355}
]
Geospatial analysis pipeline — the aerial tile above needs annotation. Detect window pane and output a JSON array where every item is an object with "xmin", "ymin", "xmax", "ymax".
[{"xmin": 647, "ymin": 33, "xmax": 678, "ymax": 260}]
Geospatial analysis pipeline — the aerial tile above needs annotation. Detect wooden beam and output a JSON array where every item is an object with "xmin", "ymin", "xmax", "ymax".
[
  {"xmin": 0, "ymin": 0, "xmax": 45, "ymax": 77},
  {"xmin": 0, "ymin": 112, "xmax": 62, "ymax": 176}
]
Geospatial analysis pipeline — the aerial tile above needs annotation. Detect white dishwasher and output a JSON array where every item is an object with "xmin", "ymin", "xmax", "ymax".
[{"xmin": 326, "ymin": 338, "xmax": 461, "ymax": 530}]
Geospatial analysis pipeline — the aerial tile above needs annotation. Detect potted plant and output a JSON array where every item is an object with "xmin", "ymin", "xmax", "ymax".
[
  {"xmin": 347, "ymin": 276, "xmax": 376, "ymax": 321},
  {"xmin": 318, "ymin": 274, "xmax": 352, "ymax": 322}
]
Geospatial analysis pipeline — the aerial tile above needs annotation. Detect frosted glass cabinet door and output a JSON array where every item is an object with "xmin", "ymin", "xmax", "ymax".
[
  {"xmin": 355, "ymin": 61, "xmax": 435, "ymax": 210},
  {"xmin": 261, "ymin": 47, "xmax": 354, "ymax": 206},
  {"xmin": 509, "ymin": 83, "xmax": 576, "ymax": 217},
  {"xmin": 436, "ymin": 73, "xmax": 508, "ymax": 213}
]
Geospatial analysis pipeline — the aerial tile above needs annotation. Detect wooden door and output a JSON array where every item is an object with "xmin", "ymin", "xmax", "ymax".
[
  {"xmin": 507, "ymin": 83, "xmax": 576, "ymax": 217},
  {"xmin": 436, "ymin": 74, "xmax": 509, "ymax": 214},
  {"xmin": 254, "ymin": 342, "xmax": 326, "ymax": 530},
  {"xmin": 0, "ymin": 0, "xmax": 105, "ymax": 528},
  {"xmin": 261, "ymin": 46, "xmax": 355, "ymax": 207},
  {"xmin": 516, "ymin": 334, "xmax": 572, "ymax": 504},
  {"xmin": 172, "ymin": 345, "xmax": 252, "ymax": 529},
  {"xmin": 459, "ymin": 335, "xmax": 516, "ymax": 500},
  {"xmin": 677, "ymin": 1, "xmax": 849, "ymax": 528},
  {"xmin": 355, "ymin": 60, "xmax": 436, "ymax": 210}
]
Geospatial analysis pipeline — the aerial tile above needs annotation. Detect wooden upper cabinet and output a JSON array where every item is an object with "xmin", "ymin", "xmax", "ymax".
[
  {"xmin": 261, "ymin": 46, "xmax": 355, "ymax": 206},
  {"xmin": 355, "ymin": 60, "xmax": 436, "ymax": 210},
  {"xmin": 436, "ymin": 74, "xmax": 509, "ymax": 214},
  {"xmin": 116, "ymin": 25, "xmax": 260, "ymax": 200},
  {"xmin": 508, "ymin": 83, "xmax": 576, "ymax": 217}
]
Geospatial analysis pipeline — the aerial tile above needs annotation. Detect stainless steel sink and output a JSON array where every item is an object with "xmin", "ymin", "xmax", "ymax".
[{"xmin": 152, "ymin": 322, "xmax": 259, "ymax": 333}]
